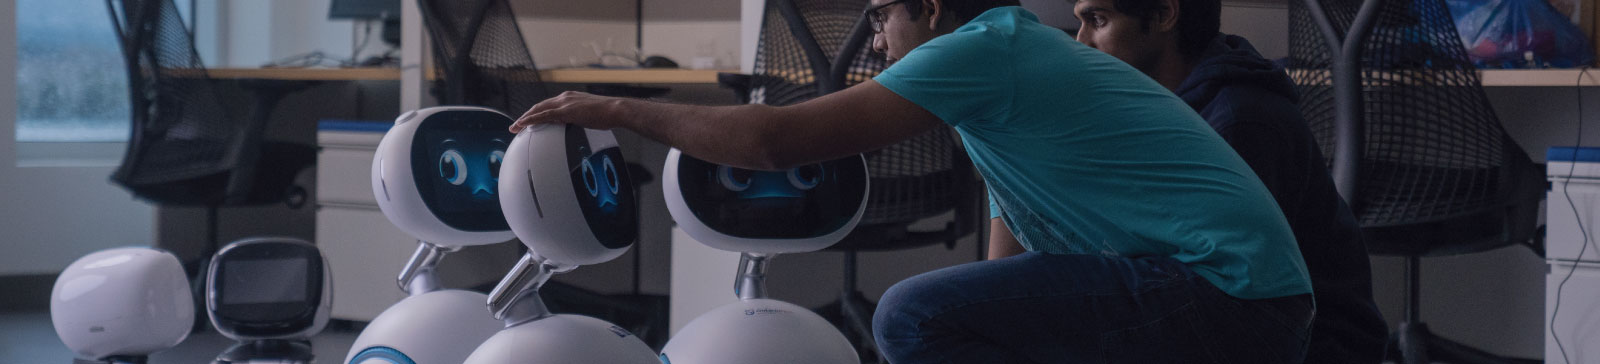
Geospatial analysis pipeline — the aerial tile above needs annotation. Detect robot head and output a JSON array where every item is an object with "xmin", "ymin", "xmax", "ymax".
[
  {"xmin": 206, "ymin": 237, "xmax": 331, "ymax": 342},
  {"xmin": 52, "ymin": 247, "xmax": 193, "ymax": 361},
  {"xmin": 498, "ymin": 124, "xmax": 638, "ymax": 267},
  {"xmin": 373, "ymin": 107, "xmax": 517, "ymax": 246},
  {"xmin": 663, "ymin": 149, "xmax": 869, "ymax": 254}
]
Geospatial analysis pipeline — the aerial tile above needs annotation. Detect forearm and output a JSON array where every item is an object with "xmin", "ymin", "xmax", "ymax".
[
  {"xmin": 617, "ymin": 99, "xmax": 790, "ymax": 170},
  {"xmin": 616, "ymin": 98, "xmax": 872, "ymax": 171}
]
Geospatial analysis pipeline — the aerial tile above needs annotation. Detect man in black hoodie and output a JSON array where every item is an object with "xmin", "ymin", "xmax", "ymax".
[{"xmin": 1067, "ymin": 0, "xmax": 1390, "ymax": 362}]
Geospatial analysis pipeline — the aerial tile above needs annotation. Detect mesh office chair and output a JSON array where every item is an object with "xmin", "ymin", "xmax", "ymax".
[
  {"xmin": 415, "ymin": 0, "xmax": 669, "ymax": 348},
  {"xmin": 1288, "ymin": 0, "xmax": 1544, "ymax": 362},
  {"xmin": 105, "ymin": 0, "xmax": 316, "ymax": 267},
  {"xmin": 415, "ymin": 0, "xmax": 550, "ymax": 115},
  {"xmin": 721, "ymin": 0, "xmax": 982, "ymax": 361}
]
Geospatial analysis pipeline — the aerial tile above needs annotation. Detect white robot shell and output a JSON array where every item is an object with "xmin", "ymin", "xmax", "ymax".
[
  {"xmin": 660, "ymin": 299, "xmax": 859, "ymax": 364},
  {"xmin": 344, "ymin": 290, "xmax": 502, "ymax": 364},
  {"xmin": 51, "ymin": 247, "xmax": 193, "ymax": 360},
  {"xmin": 373, "ymin": 106, "xmax": 518, "ymax": 247},
  {"xmin": 499, "ymin": 124, "xmax": 639, "ymax": 267},
  {"xmin": 461, "ymin": 314, "xmax": 661, "ymax": 364},
  {"xmin": 663, "ymin": 148, "xmax": 870, "ymax": 255}
]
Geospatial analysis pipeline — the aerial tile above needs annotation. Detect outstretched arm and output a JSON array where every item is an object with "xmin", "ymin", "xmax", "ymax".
[{"xmin": 512, "ymin": 80, "xmax": 944, "ymax": 171}]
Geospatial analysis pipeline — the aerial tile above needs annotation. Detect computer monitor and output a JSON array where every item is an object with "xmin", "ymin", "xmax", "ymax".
[{"xmin": 329, "ymin": 0, "xmax": 401, "ymax": 20}]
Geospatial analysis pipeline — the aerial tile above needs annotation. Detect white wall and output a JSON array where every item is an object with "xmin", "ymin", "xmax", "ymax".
[{"xmin": 0, "ymin": 0, "xmax": 157, "ymax": 276}]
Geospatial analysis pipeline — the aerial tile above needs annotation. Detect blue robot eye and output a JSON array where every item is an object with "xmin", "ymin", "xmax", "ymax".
[
  {"xmin": 602, "ymin": 155, "xmax": 620, "ymax": 194},
  {"xmin": 581, "ymin": 158, "xmax": 600, "ymax": 197},
  {"xmin": 717, "ymin": 166, "xmax": 752, "ymax": 192},
  {"xmin": 787, "ymin": 164, "xmax": 824, "ymax": 190},
  {"xmin": 439, "ymin": 149, "xmax": 467, "ymax": 185},
  {"xmin": 489, "ymin": 150, "xmax": 505, "ymax": 180}
]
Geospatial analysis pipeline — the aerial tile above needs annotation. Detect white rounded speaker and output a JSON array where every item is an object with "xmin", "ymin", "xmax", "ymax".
[
  {"xmin": 660, "ymin": 299, "xmax": 859, "ymax": 364},
  {"xmin": 498, "ymin": 123, "xmax": 638, "ymax": 266},
  {"xmin": 52, "ymin": 247, "xmax": 193, "ymax": 361},
  {"xmin": 372, "ymin": 106, "xmax": 518, "ymax": 247},
  {"xmin": 345, "ymin": 290, "xmax": 502, "ymax": 364}
]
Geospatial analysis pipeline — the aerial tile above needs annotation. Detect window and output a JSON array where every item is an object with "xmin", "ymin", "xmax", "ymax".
[{"xmin": 15, "ymin": 0, "xmax": 131, "ymax": 142}]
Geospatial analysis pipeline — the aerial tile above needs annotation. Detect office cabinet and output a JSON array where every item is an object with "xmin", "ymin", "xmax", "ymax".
[{"xmin": 1545, "ymin": 148, "xmax": 1600, "ymax": 361}]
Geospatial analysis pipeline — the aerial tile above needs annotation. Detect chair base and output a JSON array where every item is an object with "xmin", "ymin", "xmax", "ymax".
[{"xmin": 1389, "ymin": 322, "xmax": 1540, "ymax": 364}]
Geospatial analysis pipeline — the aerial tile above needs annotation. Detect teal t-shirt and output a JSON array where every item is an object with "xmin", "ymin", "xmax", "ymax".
[{"xmin": 874, "ymin": 7, "xmax": 1311, "ymax": 300}]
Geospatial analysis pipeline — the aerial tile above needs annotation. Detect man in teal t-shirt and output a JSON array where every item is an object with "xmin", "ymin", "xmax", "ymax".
[{"xmin": 508, "ymin": 1, "xmax": 1313, "ymax": 362}]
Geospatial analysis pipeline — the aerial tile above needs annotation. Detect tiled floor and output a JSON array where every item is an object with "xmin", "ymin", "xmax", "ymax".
[{"xmin": 1, "ymin": 310, "xmax": 359, "ymax": 364}]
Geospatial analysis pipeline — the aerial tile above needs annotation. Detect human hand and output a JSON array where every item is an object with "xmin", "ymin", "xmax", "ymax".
[{"xmin": 510, "ymin": 91, "xmax": 627, "ymax": 133}]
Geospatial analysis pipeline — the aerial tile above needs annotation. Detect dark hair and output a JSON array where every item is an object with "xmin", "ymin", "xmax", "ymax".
[
  {"xmin": 1111, "ymin": 0, "xmax": 1220, "ymax": 59},
  {"xmin": 904, "ymin": 0, "xmax": 1023, "ymax": 26}
]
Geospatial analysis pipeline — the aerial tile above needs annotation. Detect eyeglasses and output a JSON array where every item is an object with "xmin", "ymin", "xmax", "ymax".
[{"xmin": 864, "ymin": 0, "xmax": 913, "ymax": 33}]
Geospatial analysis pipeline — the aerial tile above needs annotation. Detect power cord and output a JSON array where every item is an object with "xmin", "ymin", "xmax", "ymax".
[{"xmin": 1550, "ymin": 65, "xmax": 1593, "ymax": 364}]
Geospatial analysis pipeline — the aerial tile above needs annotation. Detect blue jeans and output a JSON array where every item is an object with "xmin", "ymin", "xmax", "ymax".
[{"xmin": 873, "ymin": 252, "xmax": 1314, "ymax": 364}]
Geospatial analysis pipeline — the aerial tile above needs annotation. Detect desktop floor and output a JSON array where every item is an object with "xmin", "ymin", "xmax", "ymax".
[{"xmin": 1, "ymin": 310, "xmax": 359, "ymax": 364}]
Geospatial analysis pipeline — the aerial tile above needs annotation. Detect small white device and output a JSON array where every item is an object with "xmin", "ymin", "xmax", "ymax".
[
  {"xmin": 345, "ymin": 106, "xmax": 515, "ymax": 364},
  {"xmin": 658, "ymin": 148, "xmax": 868, "ymax": 364},
  {"xmin": 460, "ymin": 124, "xmax": 659, "ymax": 364},
  {"xmin": 52, "ymin": 247, "xmax": 193, "ymax": 363},
  {"xmin": 206, "ymin": 237, "xmax": 331, "ymax": 363}
]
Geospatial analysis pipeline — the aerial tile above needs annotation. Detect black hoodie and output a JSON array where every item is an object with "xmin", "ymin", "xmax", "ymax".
[{"xmin": 1176, "ymin": 34, "xmax": 1389, "ymax": 364}]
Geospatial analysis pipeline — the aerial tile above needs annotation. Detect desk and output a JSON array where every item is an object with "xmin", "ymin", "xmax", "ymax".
[{"xmin": 204, "ymin": 67, "xmax": 732, "ymax": 84}]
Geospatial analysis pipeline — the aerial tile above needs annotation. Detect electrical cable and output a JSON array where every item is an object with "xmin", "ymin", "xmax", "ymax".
[{"xmin": 1550, "ymin": 65, "xmax": 1593, "ymax": 364}]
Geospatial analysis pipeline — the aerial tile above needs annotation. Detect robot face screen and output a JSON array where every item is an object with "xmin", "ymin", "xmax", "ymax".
[
  {"xmin": 211, "ymin": 244, "xmax": 322, "ymax": 327},
  {"xmin": 410, "ymin": 112, "xmax": 515, "ymax": 232},
  {"xmin": 676, "ymin": 155, "xmax": 867, "ymax": 239},
  {"xmin": 565, "ymin": 125, "xmax": 638, "ymax": 249}
]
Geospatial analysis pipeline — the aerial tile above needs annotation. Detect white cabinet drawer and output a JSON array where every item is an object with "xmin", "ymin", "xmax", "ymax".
[
  {"xmin": 1545, "ymin": 181, "xmax": 1600, "ymax": 263},
  {"xmin": 317, "ymin": 147, "xmax": 378, "ymax": 206},
  {"xmin": 316, "ymin": 206, "xmax": 413, "ymax": 321},
  {"xmin": 1547, "ymin": 262, "xmax": 1600, "ymax": 362}
]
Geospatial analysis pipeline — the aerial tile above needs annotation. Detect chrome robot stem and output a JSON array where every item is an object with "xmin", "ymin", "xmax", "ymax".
[
  {"xmin": 487, "ymin": 252, "xmax": 574, "ymax": 326},
  {"xmin": 735, "ymin": 252, "xmax": 772, "ymax": 300},
  {"xmin": 397, "ymin": 241, "xmax": 457, "ymax": 295}
]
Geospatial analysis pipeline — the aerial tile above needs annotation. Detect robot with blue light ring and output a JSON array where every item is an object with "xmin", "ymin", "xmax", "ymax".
[
  {"xmin": 459, "ymin": 123, "xmax": 660, "ymax": 364},
  {"xmin": 659, "ymin": 149, "xmax": 867, "ymax": 364},
  {"xmin": 346, "ymin": 106, "xmax": 518, "ymax": 364}
]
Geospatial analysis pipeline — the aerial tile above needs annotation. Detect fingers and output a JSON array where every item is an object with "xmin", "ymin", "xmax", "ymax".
[{"xmin": 511, "ymin": 91, "xmax": 586, "ymax": 133}]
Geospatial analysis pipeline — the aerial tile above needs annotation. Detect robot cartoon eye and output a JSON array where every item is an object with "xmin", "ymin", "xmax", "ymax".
[
  {"xmin": 489, "ymin": 150, "xmax": 506, "ymax": 180},
  {"xmin": 717, "ymin": 166, "xmax": 753, "ymax": 192},
  {"xmin": 440, "ymin": 149, "xmax": 467, "ymax": 185},
  {"xmin": 787, "ymin": 164, "xmax": 824, "ymax": 190},
  {"xmin": 581, "ymin": 158, "xmax": 600, "ymax": 197},
  {"xmin": 602, "ymin": 155, "xmax": 621, "ymax": 194}
]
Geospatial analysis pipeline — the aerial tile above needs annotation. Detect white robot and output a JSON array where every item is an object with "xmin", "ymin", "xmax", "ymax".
[
  {"xmin": 52, "ymin": 247, "xmax": 193, "ymax": 364},
  {"xmin": 345, "ymin": 106, "xmax": 513, "ymax": 364},
  {"xmin": 460, "ymin": 123, "xmax": 659, "ymax": 364},
  {"xmin": 658, "ymin": 149, "xmax": 868, "ymax": 364},
  {"xmin": 205, "ymin": 237, "xmax": 333, "ymax": 364}
]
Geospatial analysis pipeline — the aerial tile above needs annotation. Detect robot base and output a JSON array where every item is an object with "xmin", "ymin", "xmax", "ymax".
[
  {"xmin": 661, "ymin": 298, "xmax": 858, "ymax": 364},
  {"xmin": 346, "ymin": 290, "xmax": 502, "ymax": 364},
  {"xmin": 462, "ymin": 314, "xmax": 659, "ymax": 364}
]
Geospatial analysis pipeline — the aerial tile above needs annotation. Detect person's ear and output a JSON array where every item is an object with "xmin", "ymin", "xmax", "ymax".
[
  {"xmin": 924, "ymin": 0, "xmax": 944, "ymax": 31},
  {"xmin": 1153, "ymin": 0, "xmax": 1181, "ymax": 33}
]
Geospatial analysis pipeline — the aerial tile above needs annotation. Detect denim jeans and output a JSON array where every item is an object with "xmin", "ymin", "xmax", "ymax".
[{"xmin": 873, "ymin": 252, "xmax": 1314, "ymax": 364}]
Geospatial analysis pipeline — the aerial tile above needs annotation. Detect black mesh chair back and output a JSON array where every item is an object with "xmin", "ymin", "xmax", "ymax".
[
  {"xmin": 416, "ymin": 0, "xmax": 550, "ymax": 115},
  {"xmin": 1289, "ymin": 0, "xmax": 1543, "ymax": 362},
  {"xmin": 1289, "ymin": 0, "xmax": 1542, "ymax": 256},
  {"xmin": 106, "ymin": 0, "xmax": 260, "ymax": 205}
]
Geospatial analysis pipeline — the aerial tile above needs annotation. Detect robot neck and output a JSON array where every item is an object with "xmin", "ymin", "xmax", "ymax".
[
  {"xmin": 397, "ymin": 241, "xmax": 458, "ymax": 295},
  {"xmin": 735, "ymin": 252, "xmax": 772, "ymax": 300}
]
